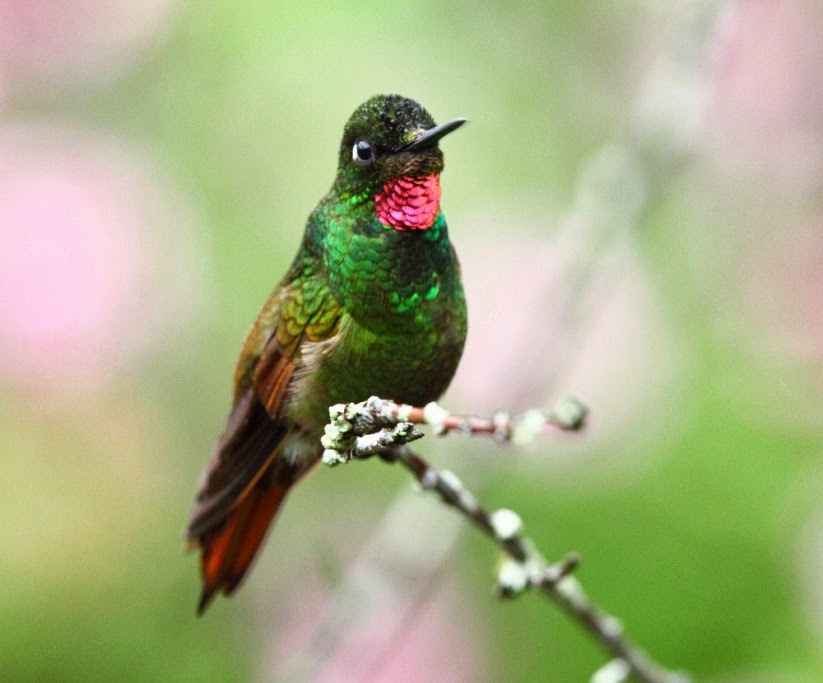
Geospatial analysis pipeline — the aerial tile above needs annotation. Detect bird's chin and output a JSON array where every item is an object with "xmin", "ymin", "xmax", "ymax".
[{"xmin": 374, "ymin": 174, "xmax": 441, "ymax": 231}]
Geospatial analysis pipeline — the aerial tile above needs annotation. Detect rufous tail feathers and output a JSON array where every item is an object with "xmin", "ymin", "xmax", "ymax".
[{"xmin": 193, "ymin": 482, "xmax": 290, "ymax": 615}]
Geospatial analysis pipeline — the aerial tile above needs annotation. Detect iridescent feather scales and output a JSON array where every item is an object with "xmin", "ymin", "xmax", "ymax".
[{"xmin": 187, "ymin": 95, "xmax": 466, "ymax": 612}]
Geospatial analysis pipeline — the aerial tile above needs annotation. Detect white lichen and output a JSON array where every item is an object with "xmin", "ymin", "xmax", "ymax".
[
  {"xmin": 342, "ymin": 401, "xmax": 360, "ymax": 421},
  {"xmin": 491, "ymin": 410, "xmax": 511, "ymax": 441},
  {"xmin": 320, "ymin": 422, "xmax": 345, "ymax": 450},
  {"xmin": 490, "ymin": 508, "xmax": 524, "ymax": 540},
  {"xmin": 513, "ymin": 409, "xmax": 546, "ymax": 445},
  {"xmin": 423, "ymin": 401, "xmax": 449, "ymax": 433},
  {"xmin": 438, "ymin": 468, "xmax": 463, "ymax": 493},
  {"xmin": 497, "ymin": 557, "xmax": 529, "ymax": 596},
  {"xmin": 552, "ymin": 396, "xmax": 588, "ymax": 429},
  {"xmin": 354, "ymin": 432, "xmax": 385, "ymax": 453},
  {"xmin": 322, "ymin": 449, "xmax": 347, "ymax": 466},
  {"xmin": 419, "ymin": 467, "xmax": 438, "ymax": 490},
  {"xmin": 556, "ymin": 575, "xmax": 585, "ymax": 603},
  {"xmin": 395, "ymin": 402, "xmax": 414, "ymax": 422},
  {"xmin": 591, "ymin": 658, "xmax": 630, "ymax": 683},
  {"xmin": 600, "ymin": 615, "xmax": 625, "ymax": 639}
]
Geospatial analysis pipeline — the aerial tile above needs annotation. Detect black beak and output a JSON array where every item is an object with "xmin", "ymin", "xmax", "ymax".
[{"xmin": 396, "ymin": 118, "xmax": 467, "ymax": 152}]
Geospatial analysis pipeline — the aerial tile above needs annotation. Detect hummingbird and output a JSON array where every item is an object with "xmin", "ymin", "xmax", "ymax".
[{"xmin": 186, "ymin": 94, "xmax": 468, "ymax": 614}]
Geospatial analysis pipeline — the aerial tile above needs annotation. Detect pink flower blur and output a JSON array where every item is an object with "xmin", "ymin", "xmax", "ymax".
[
  {"xmin": 265, "ymin": 575, "xmax": 482, "ymax": 682},
  {"xmin": 0, "ymin": 124, "xmax": 199, "ymax": 394},
  {"xmin": 0, "ymin": 0, "xmax": 177, "ymax": 90},
  {"xmin": 0, "ymin": 156, "xmax": 139, "ymax": 360},
  {"xmin": 707, "ymin": 0, "xmax": 823, "ymax": 173}
]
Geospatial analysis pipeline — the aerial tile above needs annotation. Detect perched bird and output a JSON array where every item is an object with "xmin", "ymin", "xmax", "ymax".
[{"xmin": 186, "ymin": 94, "xmax": 467, "ymax": 614}]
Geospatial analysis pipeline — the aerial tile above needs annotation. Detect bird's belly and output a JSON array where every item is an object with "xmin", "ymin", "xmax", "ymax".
[{"xmin": 288, "ymin": 312, "xmax": 465, "ymax": 430}]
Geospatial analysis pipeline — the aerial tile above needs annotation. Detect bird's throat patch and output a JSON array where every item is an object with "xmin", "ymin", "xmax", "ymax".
[{"xmin": 375, "ymin": 174, "xmax": 441, "ymax": 231}]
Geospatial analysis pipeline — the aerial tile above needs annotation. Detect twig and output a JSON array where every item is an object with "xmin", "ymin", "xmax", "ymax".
[
  {"xmin": 395, "ymin": 449, "xmax": 687, "ymax": 683},
  {"xmin": 319, "ymin": 395, "xmax": 587, "ymax": 464},
  {"xmin": 321, "ymin": 398, "xmax": 690, "ymax": 683}
]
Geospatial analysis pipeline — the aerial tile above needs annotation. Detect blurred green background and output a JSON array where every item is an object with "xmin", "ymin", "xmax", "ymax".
[{"xmin": 1, "ymin": 1, "xmax": 822, "ymax": 680}]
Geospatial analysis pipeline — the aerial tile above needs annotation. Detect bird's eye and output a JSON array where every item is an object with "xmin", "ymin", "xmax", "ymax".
[{"xmin": 352, "ymin": 139, "xmax": 375, "ymax": 165}]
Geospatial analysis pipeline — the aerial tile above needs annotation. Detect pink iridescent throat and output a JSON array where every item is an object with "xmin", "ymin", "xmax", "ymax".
[{"xmin": 375, "ymin": 174, "xmax": 441, "ymax": 231}]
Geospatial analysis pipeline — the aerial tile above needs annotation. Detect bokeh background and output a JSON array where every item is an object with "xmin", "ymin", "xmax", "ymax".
[{"xmin": 1, "ymin": 1, "xmax": 822, "ymax": 680}]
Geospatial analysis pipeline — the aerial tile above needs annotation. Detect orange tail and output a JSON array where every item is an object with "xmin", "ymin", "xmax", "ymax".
[{"xmin": 196, "ymin": 483, "xmax": 289, "ymax": 615}]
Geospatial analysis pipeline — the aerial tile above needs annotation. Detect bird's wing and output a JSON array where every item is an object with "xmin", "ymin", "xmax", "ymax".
[{"xmin": 186, "ymin": 272, "xmax": 341, "ymax": 613}]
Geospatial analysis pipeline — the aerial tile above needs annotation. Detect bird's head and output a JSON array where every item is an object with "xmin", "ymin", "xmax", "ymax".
[{"xmin": 335, "ymin": 94, "xmax": 465, "ymax": 231}]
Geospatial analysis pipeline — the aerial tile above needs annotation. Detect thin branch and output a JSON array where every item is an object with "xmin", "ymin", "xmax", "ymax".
[
  {"xmin": 319, "ymin": 395, "xmax": 587, "ymax": 464},
  {"xmin": 321, "ymin": 398, "xmax": 690, "ymax": 683},
  {"xmin": 394, "ymin": 449, "xmax": 688, "ymax": 683}
]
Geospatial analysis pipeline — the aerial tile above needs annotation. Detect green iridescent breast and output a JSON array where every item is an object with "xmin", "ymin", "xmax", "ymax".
[{"xmin": 285, "ymin": 204, "xmax": 467, "ymax": 427}]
